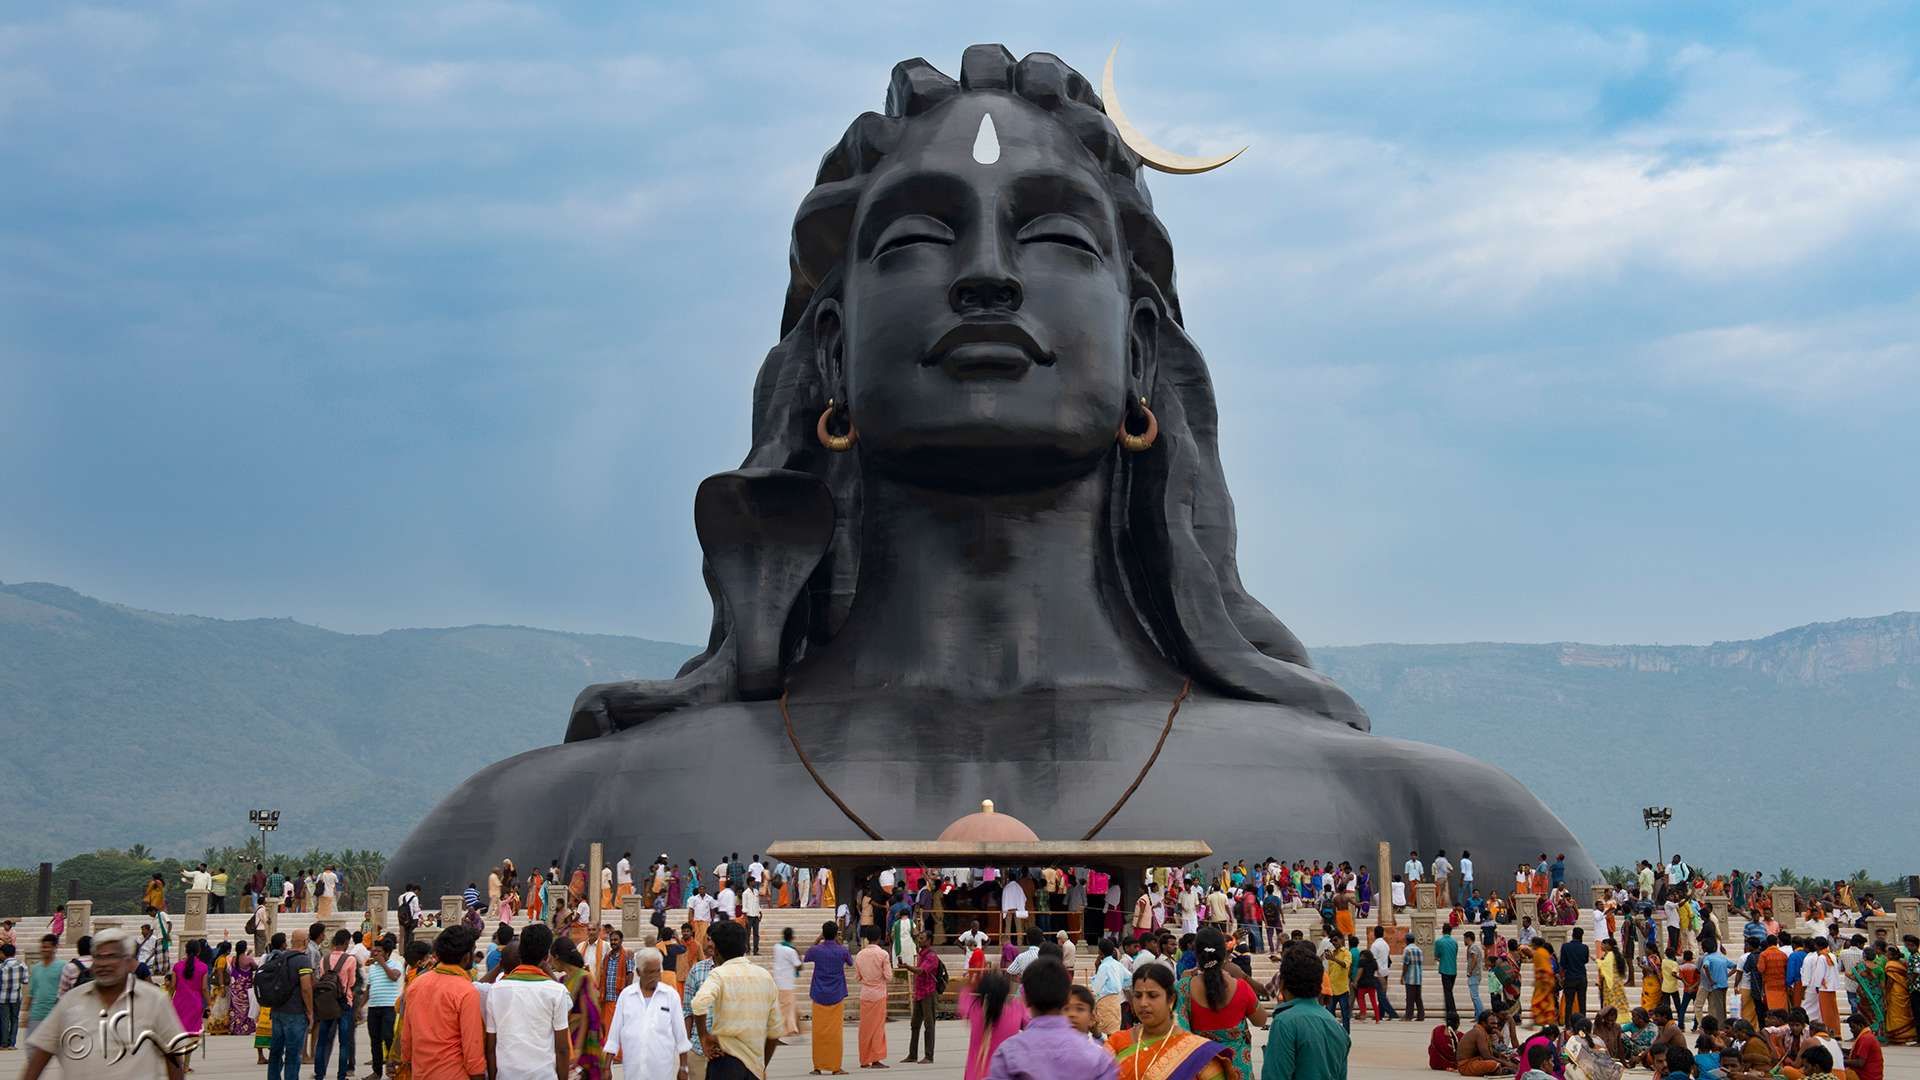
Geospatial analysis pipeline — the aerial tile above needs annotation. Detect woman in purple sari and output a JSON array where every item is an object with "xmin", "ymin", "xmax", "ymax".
[{"xmin": 227, "ymin": 941, "xmax": 256, "ymax": 1037}]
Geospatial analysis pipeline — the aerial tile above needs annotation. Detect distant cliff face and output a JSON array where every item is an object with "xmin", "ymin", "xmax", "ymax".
[
  {"xmin": 1314, "ymin": 613, "xmax": 1920, "ymax": 879},
  {"xmin": 1551, "ymin": 613, "xmax": 1920, "ymax": 682},
  {"xmin": 3, "ymin": 580, "xmax": 1915, "ymax": 877}
]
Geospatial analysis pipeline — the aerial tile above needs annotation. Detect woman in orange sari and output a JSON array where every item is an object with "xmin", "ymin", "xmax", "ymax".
[
  {"xmin": 1885, "ymin": 946, "xmax": 1914, "ymax": 1045},
  {"xmin": 1531, "ymin": 940, "xmax": 1560, "ymax": 1026},
  {"xmin": 1109, "ymin": 962, "xmax": 1236, "ymax": 1080},
  {"xmin": 526, "ymin": 871, "xmax": 544, "ymax": 923}
]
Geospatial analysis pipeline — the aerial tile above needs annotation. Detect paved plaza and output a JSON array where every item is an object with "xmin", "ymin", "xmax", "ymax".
[{"xmin": 5, "ymin": 1013, "xmax": 1917, "ymax": 1080}]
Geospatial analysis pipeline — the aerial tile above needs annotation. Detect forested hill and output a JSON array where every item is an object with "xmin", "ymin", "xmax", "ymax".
[
  {"xmin": 0, "ymin": 581, "xmax": 694, "ymax": 863},
  {"xmin": 3, "ymin": 580, "xmax": 1914, "ymax": 877},
  {"xmin": 1314, "ymin": 612, "xmax": 1920, "ymax": 877}
]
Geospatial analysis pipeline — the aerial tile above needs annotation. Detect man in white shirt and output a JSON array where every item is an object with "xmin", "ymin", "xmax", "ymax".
[
  {"xmin": 1801, "ymin": 937, "xmax": 1843, "ymax": 1027},
  {"xmin": 616, "ymin": 852, "xmax": 633, "ymax": 893},
  {"xmin": 1459, "ymin": 852, "xmax": 1474, "ymax": 897},
  {"xmin": 485, "ymin": 922, "xmax": 573, "ymax": 1080},
  {"xmin": 1430, "ymin": 852, "xmax": 1454, "ymax": 907},
  {"xmin": 717, "ymin": 885, "xmax": 739, "ymax": 923},
  {"xmin": 771, "ymin": 928, "xmax": 803, "ymax": 1037},
  {"xmin": 958, "ymin": 921, "xmax": 989, "ymax": 957},
  {"xmin": 741, "ymin": 885, "xmax": 763, "ymax": 954},
  {"xmin": 1001, "ymin": 876, "xmax": 1028, "ymax": 944},
  {"xmin": 688, "ymin": 887, "xmax": 716, "ymax": 930},
  {"xmin": 1006, "ymin": 932, "xmax": 1042, "ymax": 978},
  {"xmin": 747, "ymin": 858, "xmax": 765, "ymax": 890},
  {"xmin": 1404, "ymin": 851, "xmax": 1425, "ymax": 884},
  {"xmin": 1368, "ymin": 927, "xmax": 1401, "ymax": 1020},
  {"xmin": 713, "ymin": 860, "xmax": 730, "ymax": 889}
]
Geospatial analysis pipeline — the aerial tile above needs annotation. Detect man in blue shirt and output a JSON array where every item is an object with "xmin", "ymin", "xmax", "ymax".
[
  {"xmin": 1698, "ymin": 946, "xmax": 1733, "ymax": 1024},
  {"xmin": 1550, "ymin": 855, "xmax": 1566, "ymax": 890}
]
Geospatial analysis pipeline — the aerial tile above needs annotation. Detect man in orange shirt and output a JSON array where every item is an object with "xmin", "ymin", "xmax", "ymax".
[
  {"xmin": 397, "ymin": 924, "xmax": 486, "ymax": 1080},
  {"xmin": 1756, "ymin": 934, "xmax": 1791, "ymax": 1012}
]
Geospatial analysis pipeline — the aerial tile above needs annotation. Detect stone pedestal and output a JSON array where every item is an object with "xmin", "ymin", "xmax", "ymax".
[
  {"xmin": 1415, "ymin": 882, "xmax": 1438, "ymax": 911},
  {"xmin": 441, "ymin": 895, "xmax": 464, "ymax": 927},
  {"xmin": 546, "ymin": 884, "xmax": 569, "ymax": 926},
  {"xmin": 1866, "ymin": 914, "xmax": 1897, "ymax": 946},
  {"xmin": 365, "ymin": 886, "xmax": 390, "ymax": 934},
  {"xmin": 1376, "ymin": 843, "xmax": 1394, "ymax": 928},
  {"xmin": 262, "ymin": 898, "xmax": 280, "ymax": 939},
  {"xmin": 1515, "ymin": 892, "xmax": 1541, "ymax": 926},
  {"xmin": 1894, "ymin": 897, "xmax": 1919, "ymax": 942},
  {"xmin": 184, "ymin": 888, "xmax": 209, "ymax": 939},
  {"xmin": 1408, "ymin": 910, "xmax": 1438, "ymax": 948},
  {"xmin": 1769, "ymin": 886, "xmax": 1798, "ymax": 927},
  {"xmin": 1540, "ymin": 924, "xmax": 1572, "ymax": 950},
  {"xmin": 621, "ymin": 894, "xmax": 643, "ymax": 942},
  {"xmin": 1702, "ymin": 895, "xmax": 1730, "ymax": 941},
  {"xmin": 1590, "ymin": 884, "xmax": 1611, "ymax": 907},
  {"xmin": 589, "ymin": 843, "xmax": 605, "ymax": 934},
  {"xmin": 64, "ymin": 900, "xmax": 92, "ymax": 946}
]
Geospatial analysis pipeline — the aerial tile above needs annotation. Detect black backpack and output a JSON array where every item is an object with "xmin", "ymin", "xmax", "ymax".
[
  {"xmin": 254, "ymin": 949, "xmax": 301, "ymax": 1009},
  {"xmin": 933, "ymin": 954, "xmax": 950, "ymax": 994},
  {"xmin": 397, "ymin": 893, "xmax": 417, "ymax": 930},
  {"xmin": 312, "ymin": 953, "xmax": 347, "ymax": 1020},
  {"xmin": 67, "ymin": 958, "xmax": 93, "ymax": 989}
]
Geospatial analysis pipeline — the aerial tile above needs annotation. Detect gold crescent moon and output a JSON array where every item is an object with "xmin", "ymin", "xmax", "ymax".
[{"xmin": 1101, "ymin": 45, "xmax": 1246, "ymax": 175}]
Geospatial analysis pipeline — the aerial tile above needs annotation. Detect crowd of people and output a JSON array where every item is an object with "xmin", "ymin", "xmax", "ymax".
[{"xmin": 4, "ymin": 848, "xmax": 1914, "ymax": 1080}]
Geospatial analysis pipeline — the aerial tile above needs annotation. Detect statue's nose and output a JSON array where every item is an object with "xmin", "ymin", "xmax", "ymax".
[{"xmin": 950, "ymin": 274, "xmax": 1023, "ymax": 314}]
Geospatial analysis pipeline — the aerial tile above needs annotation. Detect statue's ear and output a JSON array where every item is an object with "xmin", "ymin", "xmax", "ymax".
[
  {"xmin": 813, "ymin": 298, "xmax": 845, "ymax": 397},
  {"xmin": 1128, "ymin": 295, "xmax": 1159, "ymax": 396}
]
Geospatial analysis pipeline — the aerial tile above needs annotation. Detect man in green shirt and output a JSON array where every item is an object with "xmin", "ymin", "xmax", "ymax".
[
  {"xmin": 20, "ymin": 935, "xmax": 62, "ymax": 1039},
  {"xmin": 1434, "ymin": 924, "xmax": 1460, "ymax": 1021},
  {"xmin": 1264, "ymin": 944, "xmax": 1350, "ymax": 1080},
  {"xmin": 267, "ymin": 867, "xmax": 286, "ymax": 906}
]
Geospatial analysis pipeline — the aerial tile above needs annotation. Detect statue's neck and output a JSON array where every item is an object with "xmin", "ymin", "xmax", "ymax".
[{"xmin": 798, "ymin": 462, "xmax": 1182, "ymax": 698}]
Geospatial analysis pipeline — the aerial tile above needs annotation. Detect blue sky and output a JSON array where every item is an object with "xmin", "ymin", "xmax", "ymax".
[{"xmin": 3, "ymin": 1, "xmax": 1918, "ymax": 647}]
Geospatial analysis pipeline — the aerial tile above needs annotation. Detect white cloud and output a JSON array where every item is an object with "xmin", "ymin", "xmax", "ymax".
[{"xmin": 1644, "ymin": 305, "xmax": 1920, "ymax": 406}]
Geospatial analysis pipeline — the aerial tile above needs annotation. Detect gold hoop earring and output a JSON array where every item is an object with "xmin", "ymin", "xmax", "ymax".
[
  {"xmin": 816, "ymin": 398, "xmax": 857, "ymax": 452},
  {"xmin": 1117, "ymin": 396, "xmax": 1158, "ymax": 452}
]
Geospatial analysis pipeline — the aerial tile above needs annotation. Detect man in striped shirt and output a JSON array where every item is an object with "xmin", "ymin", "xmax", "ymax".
[{"xmin": 689, "ymin": 922, "xmax": 782, "ymax": 1080}]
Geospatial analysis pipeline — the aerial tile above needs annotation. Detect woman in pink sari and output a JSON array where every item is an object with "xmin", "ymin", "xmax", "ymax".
[
  {"xmin": 959, "ymin": 969, "xmax": 1027, "ymax": 1080},
  {"xmin": 172, "ymin": 940, "xmax": 210, "ymax": 1051}
]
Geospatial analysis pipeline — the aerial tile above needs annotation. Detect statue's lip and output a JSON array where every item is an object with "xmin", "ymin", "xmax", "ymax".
[{"xmin": 926, "ymin": 318, "xmax": 1050, "ymax": 378}]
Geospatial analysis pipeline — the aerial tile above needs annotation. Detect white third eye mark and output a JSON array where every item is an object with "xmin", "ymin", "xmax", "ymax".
[{"xmin": 972, "ymin": 113, "xmax": 1000, "ymax": 165}]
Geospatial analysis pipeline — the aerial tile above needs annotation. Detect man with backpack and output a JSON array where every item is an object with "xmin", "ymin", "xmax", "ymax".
[
  {"xmin": 255, "ymin": 931, "xmax": 316, "ymax": 1080},
  {"xmin": 396, "ymin": 883, "xmax": 423, "ymax": 951},
  {"xmin": 311, "ymin": 929, "xmax": 360, "ymax": 1080}
]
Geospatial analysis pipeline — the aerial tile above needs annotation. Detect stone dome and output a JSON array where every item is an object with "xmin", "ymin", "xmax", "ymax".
[{"xmin": 938, "ymin": 799, "xmax": 1039, "ymax": 843}]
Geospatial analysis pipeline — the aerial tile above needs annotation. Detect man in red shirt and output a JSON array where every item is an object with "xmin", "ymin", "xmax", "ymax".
[
  {"xmin": 397, "ymin": 925, "xmax": 486, "ymax": 1080},
  {"xmin": 1845, "ymin": 1012, "xmax": 1883, "ymax": 1080}
]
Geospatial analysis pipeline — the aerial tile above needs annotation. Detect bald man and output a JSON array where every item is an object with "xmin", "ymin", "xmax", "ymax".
[{"xmin": 607, "ymin": 949, "xmax": 691, "ymax": 1080}]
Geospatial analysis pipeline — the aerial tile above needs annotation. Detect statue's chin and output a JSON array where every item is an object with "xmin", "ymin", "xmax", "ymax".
[{"xmin": 865, "ymin": 438, "xmax": 1112, "ymax": 493}]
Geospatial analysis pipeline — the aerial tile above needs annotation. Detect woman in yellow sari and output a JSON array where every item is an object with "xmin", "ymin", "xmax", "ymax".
[
  {"xmin": 821, "ymin": 869, "xmax": 836, "ymax": 909},
  {"xmin": 1639, "ymin": 950, "xmax": 1664, "ymax": 1011},
  {"xmin": 1531, "ymin": 940, "xmax": 1560, "ymax": 1026},
  {"xmin": 1597, "ymin": 940, "xmax": 1630, "ymax": 1013},
  {"xmin": 1885, "ymin": 947, "xmax": 1914, "ymax": 1045}
]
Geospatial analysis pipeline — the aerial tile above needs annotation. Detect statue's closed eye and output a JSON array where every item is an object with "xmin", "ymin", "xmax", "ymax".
[
  {"xmin": 873, "ymin": 215, "xmax": 954, "ymax": 255},
  {"xmin": 1016, "ymin": 214, "xmax": 1101, "ymax": 256}
]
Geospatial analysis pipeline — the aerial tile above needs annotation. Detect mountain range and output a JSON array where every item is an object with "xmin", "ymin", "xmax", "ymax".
[{"xmin": 2, "ymin": 580, "xmax": 1914, "ymax": 877}]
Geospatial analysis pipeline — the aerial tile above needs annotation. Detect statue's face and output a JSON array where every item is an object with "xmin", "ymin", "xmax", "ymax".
[{"xmin": 835, "ymin": 94, "xmax": 1140, "ymax": 489}]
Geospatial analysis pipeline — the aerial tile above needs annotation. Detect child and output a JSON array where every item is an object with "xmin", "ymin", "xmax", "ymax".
[{"xmin": 1064, "ymin": 984, "xmax": 1102, "ymax": 1040}]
